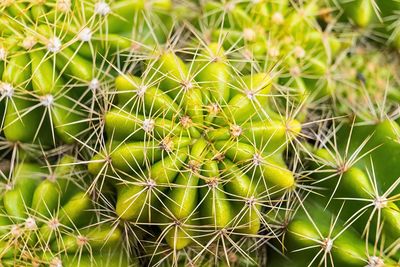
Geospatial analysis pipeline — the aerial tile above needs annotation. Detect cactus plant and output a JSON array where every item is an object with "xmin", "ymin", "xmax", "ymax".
[
  {"xmin": 0, "ymin": 155, "xmax": 135, "ymax": 266},
  {"xmin": 0, "ymin": 0, "xmax": 400, "ymax": 266},
  {"xmin": 197, "ymin": 0, "xmax": 349, "ymax": 101},
  {"xmin": 270, "ymin": 42, "xmax": 400, "ymax": 266},
  {"xmin": 0, "ymin": 0, "xmax": 179, "ymax": 147},
  {"xmin": 326, "ymin": 0, "xmax": 400, "ymax": 50},
  {"xmin": 273, "ymin": 118, "xmax": 400, "ymax": 266},
  {"xmin": 86, "ymin": 38, "xmax": 303, "ymax": 263}
]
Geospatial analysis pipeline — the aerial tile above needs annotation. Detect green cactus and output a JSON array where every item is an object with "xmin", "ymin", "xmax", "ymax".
[
  {"xmin": 87, "ymin": 39, "xmax": 302, "ymax": 258},
  {"xmin": 328, "ymin": 0, "xmax": 400, "ymax": 50},
  {"xmin": 273, "ymin": 40, "xmax": 400, "ymax": 266},
  {"xmin": 0, "ymin": 0, "xmax": 178, "ymax": 147},
  {"xmin": 0, "ymin": 0, "xmax": 399, "ymax": 266},
  {"xmin": 193, "ymin": 0, "xmax": 351, "ymax": 102},
  {"xmin": 0, "ymin": 155, "xmax": 136, "ymax": 266},
  {"xmin": 275, "ymin": 119, "xmax": 400, "ymax": 266}
]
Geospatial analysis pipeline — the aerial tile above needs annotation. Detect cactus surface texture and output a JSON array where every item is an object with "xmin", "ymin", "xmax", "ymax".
[{"xmin": 0, "ymin": 0, "xmax": 400, "ymax": 266}]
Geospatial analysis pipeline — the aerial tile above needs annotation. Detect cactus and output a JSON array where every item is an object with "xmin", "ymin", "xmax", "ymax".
[
  {"xmin": 268, "ymin": 199, "xmax": 399, "ymax": 266},
  {"xmin": 0, "ymin": 155, "xmax": 135, "ymax": 266},
  {"xmin": 0, "ymin": 0, "xmax": 400, "ymax": 266},
  {"xmin": 271, "ymin": 41, "xmax": 400, "ymax": 266},
  {"xmin": 274, "ymin": 118, "xmax": 400, "ymax": 266},
  {"xmin": 326, "ymin": 0, "xmax": 400, "ymax": 50},
  {"xmin": 0, "ymin": 0, "xmax": 178, "ymax": 147},
  {"xmin": 333, "ymin": 45, "xmax": 400, "ymax": 122},
  {"xmin": 86, "ymin": 39, "xmax": 303, "ymax": 262},
  {"xmin": 197, "ymin": 0, "xmax": 350, "ymax": 101}
]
